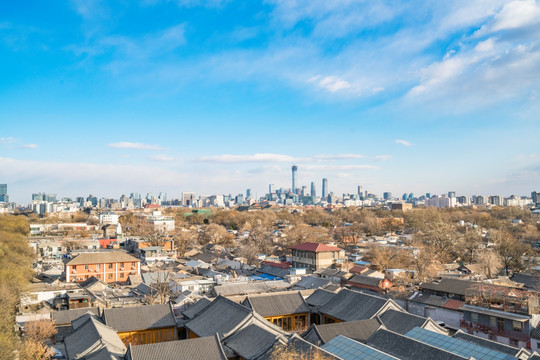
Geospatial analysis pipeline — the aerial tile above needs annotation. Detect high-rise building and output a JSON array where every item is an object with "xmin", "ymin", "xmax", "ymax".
[
  {"xmin": 357, "ymin": 186, "xmax": 363, "ymax": 197},
  {"xmin": 182, "ymin": 192, "xmax": 196, "ymax": 207},
  {"xmin": 291, "ymin": 165, "xmax": 298, "ymax": 194},
  {"xmin": 311, "ymin": 182, "xmax": 316, "ymax": 197},
  {"xmin": 322, "ymin": 178, "xmax": 328, "ymax": 198},
  {"xmin": 0, "ymin": 184, "xmax": 7, "ymax": 203},
  {"xmin": 269, "ymin": 184, "xmax": 275, "ymax": 194},
  {"xmin": 448, "ymin": 191, "xmax": 456, "ymax": 198},
  {"xmin": 532, "ymin": 191, "xmax": 539, "ymax": 204},
  {"xmin": 383, "ymin": 192, "xmax": 392, "ymax": 200},
  {"xmin": 246, "ymin": 189, "xmax": 252, "ymax": 198}
]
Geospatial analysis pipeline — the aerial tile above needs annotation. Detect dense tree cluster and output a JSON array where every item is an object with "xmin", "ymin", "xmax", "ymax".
[
  {"xmin": 118, "ymin": 206, "xmax": 540, "ymax": 281},
  {"xmin": 0, "ymin": 215, "xmax": 35, "ymax": 360}
]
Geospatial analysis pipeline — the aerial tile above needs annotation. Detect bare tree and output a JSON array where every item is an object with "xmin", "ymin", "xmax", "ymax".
[{"xmin": 476, "ymin": 250, "xmax": 503, "ymax": 278}]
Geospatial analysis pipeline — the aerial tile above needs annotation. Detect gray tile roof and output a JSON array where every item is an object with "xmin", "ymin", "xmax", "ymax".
[
  {"xmin": 243, "ymin": 292, "xmax": 311, "ymax": 317},
  {"xmin": 222, "ymin": 323, "xmax": 286, "ymax": 360},
  {"xmin": 319, "ymin": 289, "xmax": 401, "ymax": 322},
  {"xmin": 52, "ymin": 307, "xmax": 100, "ymax": 326},
  {"xmin": 66, "ymin": 251, "xmax": 140, "ymax": 266},
  {"xmin": 302, "ymin": 318, "xmax": 382, "ymax": 345},
  {"xmin": 71, "ymin": 312, "xmax": 100, "ymax": 330},
  {"xmin": 257, "ymin": 334, "xmax": 340, "ymax": 360},
  {"xmin": 127, "ymin": 335, "xmax": 227, "ymax": 360},
  {"xmin": 213, "ymin": 280, "xmax": 290, "ymax": 296},
  {"xmin": 64, "ymin": 316, "xmax": 126, "ymax": 360},
  {"xmin": 367, "ymin": 329, "xmax": 468, "ymax": 360},
  {"xmin": 453, "ymin": 330, "xmax": 523, "ymax": 355},
  {"xmin": 305, "ymin": 288, "xmax": 336, "ymax": 308},
  {"xmin": 185, "ymin": 296, "xmax": 252, "ymax": 337},
  {"xmin": 348, "ymin": 274, "xmax": 383, "ymax": 287},
  {"xmin": 378, "ymin": 309, "xmax": 428, "ymax": 335},
  {"xmin": 182, "ymin": 297, "xmax": 212, "ymax": 319},
  {"xmin": 292, "ymin": 276, "xmax": 333, "ymax": 290},
  {"xmin": 103, "ymin": 303, "xmax": 176, "ymax": 332},
  {"xmin": 257, "ymin": 264, "xmax": 290, "ymax": 278},
  {"xmin": 511, "ymin": 273, "xmax": 540, "ymax": 290},
  {"xmin": 420, "ymin": 278, "xmax": 474, "ymax": 296}
]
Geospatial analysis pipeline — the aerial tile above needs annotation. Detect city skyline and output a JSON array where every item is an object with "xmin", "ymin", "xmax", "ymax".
[{"xmin": 2, "ymin": 1, "xmax": 540, "ymax": 203}]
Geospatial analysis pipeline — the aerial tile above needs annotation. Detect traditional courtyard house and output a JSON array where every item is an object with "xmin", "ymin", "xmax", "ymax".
[
  {"xmin": 318, "ymin": 288, "xmax": 404, "ymax": 324},
  {"xmin": 184, "ymin": 296, "xmax": 253, "ymax": 339},
  {"xmin": 65, "ymin": 251, "xmax": 141, "ymax": 283},
  {"xmin": 290, "ymin": 242, "xmax": 346, "ymax": 271},
  {"xmin": 305, "ymin": 288, "xmax": 338, "ymax": 325},
  {"xmin": 242, "ymin": 292, "xmax": 311, "ymax": 332},
  {"xmin": 102, "ymin": 303, "xmax": 177, "ymax": 346},
  {"xmin": 51, "ymin": 307, "xmax": 100, "ymax": 341},
  {"xmin": 302, "ymin": 318, "xmax": 383, "ymax": 346},
  {"xmin": 183, "ymin": 295, "xmax": 292, "ymax": 359},
  {"xmin": 420, "ymin": 278, "xmax": 475, "ymax": 301},
  {"xmin": 345, "ymin": 274, "xmax": 393, "ymax": 293},
  {"xmin": 125, "ymin": 335, "xmax": 227, "ymax": 360},
  {"xmin": 378, "ymin": 309, "xmax": 448, "ymax": 335},
  {"xmin": 63, "ymin": 314, "xmax": 126, "ymax": 360}
]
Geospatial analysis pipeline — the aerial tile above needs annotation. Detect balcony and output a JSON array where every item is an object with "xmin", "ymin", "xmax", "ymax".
[{"xmin": 460, "ymin": 320, "xmax": 529, "ymax": 342}]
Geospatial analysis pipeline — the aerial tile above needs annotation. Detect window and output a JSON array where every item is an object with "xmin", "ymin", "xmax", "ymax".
[
  {"xmin": 490, "ymin": 316, "xmax": 497, "ymax": 327},
  {"xmin": 108, "ymin": 274, "xmax": 113, "ymax": 280},
  {"xmin": 512, "ymin": 321, "xmax": 522, "ymax": 331},
  {"xmin": 509, "ymin": 339, "xmax": 519, "ymax": 347},
  {"xmin": 84, "ymin": 265, "xmax": 89, "ymax": 270},
  {"xmin": 96, "ymin": 264, "xmax": 100, "ymax": 271},
  {"xmin": 471, "ymin": 312, "xmax": 478, "ymax": 323},
  {"xmin": 108, "ymin": 263, "xmax": 113, "ymax": 269}
]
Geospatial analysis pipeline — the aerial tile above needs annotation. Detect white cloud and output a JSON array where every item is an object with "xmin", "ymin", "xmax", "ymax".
[
  {"xmin": 0, "ymin": 137, "xmax": 16, "ymax": 144},
  {"xmin": 19, "ymin": 144, "xmax": 39, "ymax": 149},
  {"xmin": 151, "ymin": 154, "xmax": 175, "ymax": 162},
  {"xmin": 395, "ymin": 139, "xmax": 413, "ymax": 146},
  {"xmin": 303, "ymin": 164, "xmax": 379, "ymax": 171},
  {"xmin": 475, "ymin": 38, "xmax": 495, "ymax": 52},
  {"xmin": 198, "ymin": 153, "xmax": 367, "ymax": 163},
  {"xmin": 312, "ymin": 154, "xmax": 364, "ymax": 160},
  {"xmin": 199, "ymin": 153, "xmax": 296, "ymax": 163},
  {"xmin": 489, "ymin": 0, "xmax": 540, "ymax": 32},
  {"xmin": 309, "ymin": 75, "xmax": 351, "ymax": 93},
  {"xmin": 375, "ymin": 155, "xmax": 392, "ymax": 161},
  {"xmin": 108, "ymin": 142, "xmax": 164, "ymax": 151}
]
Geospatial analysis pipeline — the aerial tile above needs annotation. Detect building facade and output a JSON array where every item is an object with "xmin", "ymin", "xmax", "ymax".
[
  {"xmin": 65, "ymin": 251, "xmax": 141, "ymax": 283},
  {"xmin": 290, "ymin": 242, "xmax": 345, "ymax": 271}
]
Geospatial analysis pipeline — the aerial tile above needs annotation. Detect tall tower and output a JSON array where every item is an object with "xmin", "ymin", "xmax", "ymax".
[
  {"xmin": 291, "ymin": 165, "xmax": 298, "ymax": 194},
  {"xmin": 311, "ymin": 182, "xmax": 316, "ymax": 197},
  {"xmin": 322, "ymin": 178, "xmax": 328, "ymax": 198}
]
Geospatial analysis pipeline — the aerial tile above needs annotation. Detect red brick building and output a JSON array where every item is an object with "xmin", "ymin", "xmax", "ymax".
[{"xmin": 65, "ymin": 251, "xmax": 140, "ymax": 283}]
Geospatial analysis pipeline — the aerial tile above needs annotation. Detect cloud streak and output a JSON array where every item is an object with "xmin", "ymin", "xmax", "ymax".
[
  {"xmin": 198, "ymin": 153, "xmax": 367, "ymax": 163},
  {"xmin": 395, "ymin": 139, "xmax": 413, "ymax": 146},
  {"xmin": 108, "ymin": 142, "xmax": 164, "ymax": 151}
]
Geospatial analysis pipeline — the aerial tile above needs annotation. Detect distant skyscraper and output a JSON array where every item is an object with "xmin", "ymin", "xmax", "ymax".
[
  {"xmin": 322, "ymin": 178, "xmax": 328, "ymax": 198},
  {"xmin": 182, "ymin": 192, "xmax": 196, "ymax": 207},
  {"xmin": 246, "ymin": 189, "xmax": 252, "ymax": 198},
  {"xmin": 269, "ymin": 184, "xmax": 276, "ymax": 194},
  {"xmin": 291, "ymin": 165, "xmax": 298, "ymax": 194},
  {"xmin": 448, "ymin": 191, "xmax": 456, "ymax": 198},
  {"xmin": 0, "ymin": 184, "xmax": 7, "ymax": 203},
  {"xmin": 357, "ymin": 186, "xmax": 363, "ymax": 197},
  {"xmin": 311, "ymin": 182, "xmax": 316, "ymax": 197},
  {"xmin": 383, "ymin": 192, "xmax": 392, "ymax": 200},
  {"xmin": 532, "ymin": 191, "xmax": 539, "ymax": 204}
]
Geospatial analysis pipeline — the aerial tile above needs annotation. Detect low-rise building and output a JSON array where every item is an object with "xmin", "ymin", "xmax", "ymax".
[
  {"xmin": 65, "ymin": 251, "xmax": 141, "ymax": 283},
  {"xmin": 290, "ymin": 242, "xmax": 345, "ymax": 271}
]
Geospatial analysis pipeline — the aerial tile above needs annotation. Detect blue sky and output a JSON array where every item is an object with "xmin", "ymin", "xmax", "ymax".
[{"xmin": 1, "ymin": 0, "xmax": 540, "ymax": 203}]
